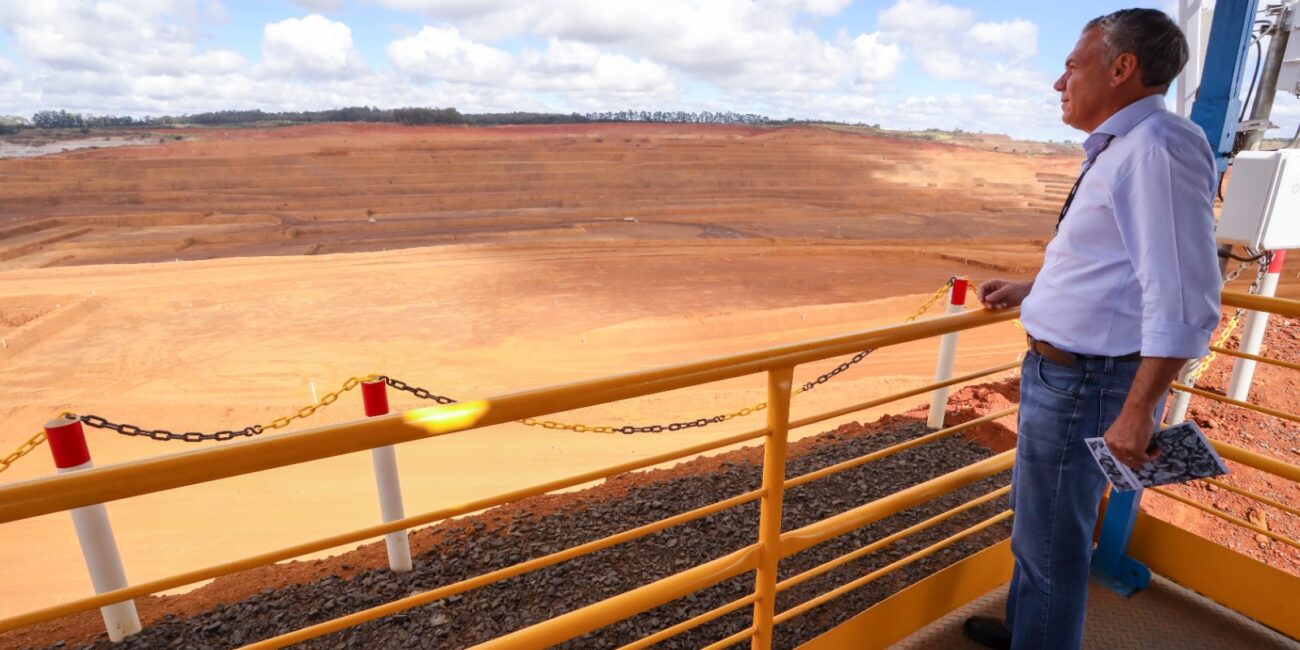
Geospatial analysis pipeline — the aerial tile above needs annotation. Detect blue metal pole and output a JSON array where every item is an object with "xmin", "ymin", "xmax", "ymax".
[
  {"xmin": 1092, "ymin": 0, "xmax": 1256, "ymax": 595},
  {"xmin": 1190, "ymin": 0, "xmax": 1257, "ymax": 171}
]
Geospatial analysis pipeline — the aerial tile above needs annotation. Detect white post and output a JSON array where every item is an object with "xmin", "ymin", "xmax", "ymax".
[
  {"xmin": 360, "ymin": 380, "xmax": 413, "ymax": 572},
  {"xmin": 1177, "ymin": 0, "xmax": 1214, "ymax": 117},
  {"xmin": 44, "ymin": 417, "xmax": 142, "ymax": 642},
  {"xmin": 927, "ymin": 277, "xmax": 968, "ymax": 429},
  {"xmin": 1227, "ymin": 251, "xmax": 1285, "ymax": 401}
]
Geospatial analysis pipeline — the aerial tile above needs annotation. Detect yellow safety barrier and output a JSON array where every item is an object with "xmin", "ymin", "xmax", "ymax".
[
  {"xmin": 1209, "ymin": 345, "xmax": 1300, "ymax": 372},
  {"xmin": 0, "ymin": 284, "xmax": 961, "ymax": 478},
  {"xmin": 1199, "ymin": 477, "xmax": 1300, "ymax": 518},
  {"xmin": 1170, "ymin": 383, "xmax": 1300, "ymax": 425},
  {"xmin": 1, "ymin": 287, "xmax": 1296, "ymax": 649},
  {"xmin": 1150, "ymin": 487, "xmax": 1300, "ymax": 550}
]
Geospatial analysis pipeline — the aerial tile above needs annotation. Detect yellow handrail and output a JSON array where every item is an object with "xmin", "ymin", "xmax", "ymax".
[
  {"xmin": 1151, "ymin": 487, "xmax": 1300, "ymax": 550},
  {"xmin": 4, "ymin": 288, "xmax": 1297, "ymax": 649},
  {"xmin": 618, "ymin": 593, "xmax": 758, "ymax": 650},
  {"xmin": 1221, "ymin": 290, "xmax": 1300, "ymax": 318},
  {"xmin": 1210, "ymin": 345, "xmax": 1300, "ymax": 373},
  {"xmin": 1211, "ymin": 439, "xmax": 1300, "ymax": 483},
  {"xmin": 778, "ymin": 451, "xmax": 1015, "ymax": 560},
  {"xmin": 772, "ymin": 511, "xmax": 1014, "ymax": 625},
  {"xmin": 0, "ymin": 307, "xmax": 1016, "ymax": 524},
  {"xmin": 1200, "ymin": 477, "xmax": 1300, "ymax": 517},
  {"xmin": 775, "ymin": 485, "xmax": 1012, "ymax": 594},
  {"xmin": 0, "ymin": 368, "xmax": 1018, "ymax": 633},
  {"xmin": 1171, "ymin": 383, "xmax": 1300, "ymax": 425}
]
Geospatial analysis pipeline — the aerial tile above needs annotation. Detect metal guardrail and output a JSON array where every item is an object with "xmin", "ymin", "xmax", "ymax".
[{"xmin": 1, "ymin": 290, "xmax": 1297, "ymax": 648}]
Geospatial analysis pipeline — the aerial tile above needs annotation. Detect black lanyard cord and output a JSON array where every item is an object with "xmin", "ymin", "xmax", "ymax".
[{"xmin": 1055, "ymin": 135, "xmax": 1115, "ymax": 233}]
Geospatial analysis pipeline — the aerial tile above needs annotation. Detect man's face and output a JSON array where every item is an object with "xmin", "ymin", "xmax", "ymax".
[{"xmin": 1054, "ymin": 27, "xmax": 1115, "ymax": 133}]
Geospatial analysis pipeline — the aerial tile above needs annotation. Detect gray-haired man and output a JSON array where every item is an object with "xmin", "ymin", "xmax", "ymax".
[{"xmin": 964, "ymin": 9, "xmax": 1221, "ymax": 649}]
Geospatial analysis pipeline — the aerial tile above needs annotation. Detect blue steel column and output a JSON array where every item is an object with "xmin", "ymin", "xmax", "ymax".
[{"xmin": 1091, "ymin": 0, "xmax": 1256, "ymax": 595}]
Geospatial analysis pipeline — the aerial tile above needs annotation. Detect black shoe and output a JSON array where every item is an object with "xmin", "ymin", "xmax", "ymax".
[{"xmin": 962, "ymin": 616, "xmax": 1012, "ymax": 649}]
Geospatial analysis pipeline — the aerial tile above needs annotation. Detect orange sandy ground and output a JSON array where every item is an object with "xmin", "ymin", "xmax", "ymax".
[{"xmin": 0, "ymin": 124, "xmax": 1295, "ymax": 643}]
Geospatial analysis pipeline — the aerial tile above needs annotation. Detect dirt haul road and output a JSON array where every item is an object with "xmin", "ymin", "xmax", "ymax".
[{"xmin": 0, "ymin": 123, "xmax": 1292, "ymax": 621}]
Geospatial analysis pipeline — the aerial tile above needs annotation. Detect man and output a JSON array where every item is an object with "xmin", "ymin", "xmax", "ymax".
[{"xmin": 963, "ymin": 9, "xmax": 1221, "ymax": 650}]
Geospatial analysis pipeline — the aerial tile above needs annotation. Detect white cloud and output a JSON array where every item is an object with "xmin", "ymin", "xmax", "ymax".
[
  {"xmin": 0, "ymin": 55, "xmax": 20, "ymax": 81},
  {"xmin": 852, "ymin": 33, "xmax": 903, "ymax": 84},
  {"xmin": 389, "ymin": 29, "xmax": 672, "ymax": 95},
  {"xmin": 261, "ymin": 14, "xmax": 364, "ymax": 78},
  {"xmin": 374, "ymin": 0, "xmax": 900, "ymax": 92},
  {"xmin": 387, "ymin": 25, "xmax": 513, "ymax": 83},
  {"xmin": 878, "ymin": 0, "xmax": 1045, "ymax": 92},
  {"xmin": 295, "ymin": 0, "xmax": 345, "ymax": 11},
  {"xmin": 878, "ymin": 0, "xmax": 973, "ymax": 33},
  {"xmin": 967, "ymin": 19, "xmax": 1038, "ymax": 61}
]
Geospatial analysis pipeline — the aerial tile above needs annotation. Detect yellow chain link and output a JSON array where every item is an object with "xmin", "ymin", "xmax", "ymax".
[
  {"xmin": 262, "ymin": 374, "xmax": 379, "ymax": 432},
  {"xmin": 0, "ymin": 431, "xmax": 47, "ymax": 475},
  {"xmin": 520, "ymin": 282, "xmax": 956, "ymax": 433},
  {"xmin": 1187, "ymin": 310, "xmax": 1243, "ymax": 383}
]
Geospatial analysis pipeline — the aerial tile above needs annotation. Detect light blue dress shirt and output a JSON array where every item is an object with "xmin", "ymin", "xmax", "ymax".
[{"xmin": 1020, "ymin": 95, "xmax": 1221, "ymax": 359}]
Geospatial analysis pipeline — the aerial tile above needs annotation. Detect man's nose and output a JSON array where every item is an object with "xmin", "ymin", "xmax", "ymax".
[{"xmin": 1053, "ymin": 73, "xmax": 1067, "ymax": 93}]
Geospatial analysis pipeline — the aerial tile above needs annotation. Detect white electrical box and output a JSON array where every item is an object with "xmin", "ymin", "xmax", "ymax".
[{"xmin": 1217, "ymin": 149, "xmax": 1300, "ymax": 250}]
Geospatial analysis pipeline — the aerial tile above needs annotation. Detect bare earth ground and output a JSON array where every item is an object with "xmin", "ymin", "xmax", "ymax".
[{"xmin": 0, "ymin": 123, "xmax": 1295, "ymax": 644}]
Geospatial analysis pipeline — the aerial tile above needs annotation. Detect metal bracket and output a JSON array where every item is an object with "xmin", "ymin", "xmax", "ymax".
[
  {"xmin": 1237, "ymin": 118, "xmax": 1277, "ymax": 133},
  {"xmin": 1091, "ymin": 488, "xmax": 1152, "ymax": 596}
]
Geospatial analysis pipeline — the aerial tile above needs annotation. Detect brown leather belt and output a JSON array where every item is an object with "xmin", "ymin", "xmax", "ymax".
[{"xmin": 1027, "ymin": 336, "xmax": 1141, "ymax": 368}]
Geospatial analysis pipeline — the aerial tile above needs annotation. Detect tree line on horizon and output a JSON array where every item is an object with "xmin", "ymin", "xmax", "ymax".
[{"xmin": 13, "ymin": 106, "xmax": 824, "ymax": 133}]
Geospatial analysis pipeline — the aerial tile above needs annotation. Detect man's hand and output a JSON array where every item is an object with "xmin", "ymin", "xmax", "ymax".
[
  {"xmin": 976, "ymin": 279, "xmax": 1032, "ymax": 310},
  {"xmin": 1105, "ymin": 357, "xmax": 1188, "ymax": 470},
  {"xmin": 1103, "ymin": 411, "xmax": 1160, "ymax": 469}
]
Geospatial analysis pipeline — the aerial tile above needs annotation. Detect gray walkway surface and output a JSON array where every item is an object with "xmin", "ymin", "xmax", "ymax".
[{"xmin": 891, "ymin": 575, "xmax": 1299, "ymax": 649}]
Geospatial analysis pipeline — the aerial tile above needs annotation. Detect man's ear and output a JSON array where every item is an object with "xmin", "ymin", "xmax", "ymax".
[{"xmin": 1110, "ymin": 52, "xmax": 1139, "ymax": 87}]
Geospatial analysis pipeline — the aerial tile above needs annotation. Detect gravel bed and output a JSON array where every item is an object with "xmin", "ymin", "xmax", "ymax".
[{"xmin": 63, "ymin": 422, "xmax": 1011, "ymax": 650}]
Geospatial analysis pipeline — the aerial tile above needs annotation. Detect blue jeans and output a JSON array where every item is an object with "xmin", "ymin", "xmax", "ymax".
[{"xmin": 1005, "ymin": 351, "xmax": 1143, "ymax": 649}]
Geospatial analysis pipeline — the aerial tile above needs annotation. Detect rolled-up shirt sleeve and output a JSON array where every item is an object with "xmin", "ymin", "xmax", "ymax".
[{"xmin": 1111, "ymin": 143, "xmax": 1222, "ymax": 359}]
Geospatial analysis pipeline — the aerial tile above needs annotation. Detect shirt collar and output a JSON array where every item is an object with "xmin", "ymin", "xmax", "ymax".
[{"xmin": 1081, "ymin": 94, "xmax": 1165, "ymax": 162}]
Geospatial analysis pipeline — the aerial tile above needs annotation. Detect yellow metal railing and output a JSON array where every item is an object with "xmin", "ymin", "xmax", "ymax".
[
  {"xmin": 2, "ymin": 289, "xmax": 1298, "ymax": 648},
  {"xmin": 0, "ymin": 296, "xmax": 1020, "ymax": 647}
]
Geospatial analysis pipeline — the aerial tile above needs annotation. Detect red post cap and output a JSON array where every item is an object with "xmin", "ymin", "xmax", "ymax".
[
  {"xmin": 951, "ymin": 277, "xmax": 969, "ymax": 306},
  {"xmin": 361, "ymin": 380, "xmax": 390, "ymax": 417},
  {"xmin": 44, "ymin": 416, "xmax": 91, "ymax": 469},
  {"xmin": 1268, "ymin": 250, "xmax": 1285, "ymax": 274}
]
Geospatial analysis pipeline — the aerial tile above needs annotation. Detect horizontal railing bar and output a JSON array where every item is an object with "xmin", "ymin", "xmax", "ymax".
[
  {"xmin": 0, "ymin": 427, "xmax": 768, "ymax": 634},
  {"xmin": 1209, "ymin": 345, "xmax": 1300, "ymax": 372},
  {"xmin": 617, "ymin": 594, "xmax": 758, "ymax": 650},
  {"xmin": 784, "ymin": 408, "xmax": 1018, "ymax": 492},
  {"xmin": 239, "ymin": 493, "xmax": 766, "ymax": 649},
  {"xmin": 1210, "ymin": 439, "xmax": 1300, "ymax": 483},
  {"xmin": 470, "ymin": 547, "xmax": 760, "ymax": 650},
  {"xmin": 0, "ymin": 307, "xmax": 1016, "ymax": 524},
  {"xmin": 1171, "ymin": 383, "xmax": 1300, "ymax": 425},
  {"xmin": 772, "ymin": 511, "xmax": 1013, "ymax": 626},
  {"xmin": 788, "ymin": 361, "xmax": 1019, "ymax": 430},
  {"xmin": 774, "ymin": 485, "xmax": 1012, "ymax": 594},
  {"xmin": 1150, "ymin": 488, "xmax": 1300, "ymax": 550},
  {"xmin": 701, "ymin": 626, "xmax": 756, "ymax": 650},
  {"xmin": 779, "ymin": 450, "xmax": 1015, "ymax": 559},
  {"xmin": 1221, "ymin": 290, "xmax": 1300, "ymax": 319},
  {"xmin": 1200, "ymin": 478, "xmax": 1300, "ymax": 517}
]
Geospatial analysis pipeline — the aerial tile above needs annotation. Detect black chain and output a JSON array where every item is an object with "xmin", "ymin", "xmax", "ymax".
[
  {"xmin": 381, "ymin": 376, "xmax": 457, "ymax": 404},
  {"xmin": 78, "ymin": 414, "xmax": 264, "ymax": 442},
  {"xmin": 73, "ymin": 348, "xmax": 879, "ymax": 443},
  {"xmin": 800, "ymin": 349, "xmax": 875, "ymax": 392}
]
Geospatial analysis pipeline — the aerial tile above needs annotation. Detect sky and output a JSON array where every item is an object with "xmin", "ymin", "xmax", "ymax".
[{"xmin": 1, "ymin": 0, "xmax": 1298, "ymax": 141}]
